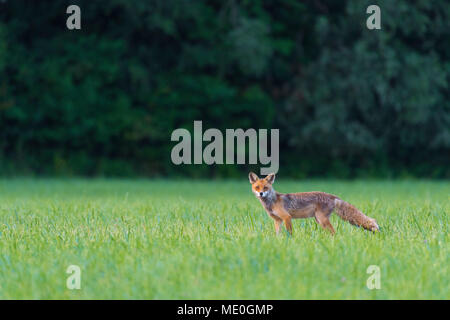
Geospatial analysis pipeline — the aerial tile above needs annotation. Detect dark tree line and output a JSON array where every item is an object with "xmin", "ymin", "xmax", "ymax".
[{"xmin": 0, "ymin": 0, "xmax": 448, "ymax": 178}]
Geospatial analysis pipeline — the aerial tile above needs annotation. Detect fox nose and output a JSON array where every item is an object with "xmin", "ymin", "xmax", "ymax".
[{"xmin": 259, "ymin": 192, "xmax": 263, "ymax": 196}]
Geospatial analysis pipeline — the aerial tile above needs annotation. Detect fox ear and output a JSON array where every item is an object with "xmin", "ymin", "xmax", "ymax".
[
  {"xmin": 265, "ymin": 173, "xmax": 276, "ymax": 184},
  {"xmin": 248, "ymin": 172, "xmax": 259, "ymax": 184}
]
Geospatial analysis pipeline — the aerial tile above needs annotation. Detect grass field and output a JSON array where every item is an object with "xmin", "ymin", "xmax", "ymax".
[{"xmin": 0, "ymin": 179, "xmax": 448, "ymax": 299}]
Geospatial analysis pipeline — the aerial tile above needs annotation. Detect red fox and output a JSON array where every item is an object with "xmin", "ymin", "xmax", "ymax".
[{"xmin": 249, "ymin": 172, "xmax": 379, "ymax": 235}]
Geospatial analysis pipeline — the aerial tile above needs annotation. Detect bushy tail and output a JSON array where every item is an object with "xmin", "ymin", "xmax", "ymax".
[{"xmin": 334, "ymin": 199, "xmax": 379, "ymax": 231}]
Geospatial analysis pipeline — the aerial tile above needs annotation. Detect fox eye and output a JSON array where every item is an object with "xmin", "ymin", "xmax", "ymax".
[{"xmin": 263, "ymin": 187, "xmax": 268, "ymax": 191}]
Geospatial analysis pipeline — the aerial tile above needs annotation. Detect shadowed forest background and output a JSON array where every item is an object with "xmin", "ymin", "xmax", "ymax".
[{"xmin": 0, "ymin": 0, "xmax": 448, "ymax": 178}]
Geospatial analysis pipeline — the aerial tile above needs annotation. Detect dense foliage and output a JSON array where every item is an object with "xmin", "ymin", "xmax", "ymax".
[{"xmin": 0, "ymin": 0, "xmax": 448, "ymax": 178}]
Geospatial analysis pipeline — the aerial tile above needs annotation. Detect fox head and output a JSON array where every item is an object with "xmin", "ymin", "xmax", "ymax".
[{"xmin": 248, "ymin": 172, "xmax": 276, "ymax": 199}]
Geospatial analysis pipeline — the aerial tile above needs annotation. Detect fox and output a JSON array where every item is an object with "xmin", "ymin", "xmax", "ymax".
[{"xmin": 249, "ymin": 172, "xmax": 379, "ymax": 235}]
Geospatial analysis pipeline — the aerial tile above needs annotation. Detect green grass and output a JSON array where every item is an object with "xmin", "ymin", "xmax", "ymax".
[{"xmin": 0, "ymin": 179, "xmax": 448, "ymax": 299}]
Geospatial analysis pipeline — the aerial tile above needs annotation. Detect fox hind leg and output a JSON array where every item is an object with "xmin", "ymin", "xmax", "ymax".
[{"xmin": 315, "ymin": 209, "xmax": 336, "ymax": 235}]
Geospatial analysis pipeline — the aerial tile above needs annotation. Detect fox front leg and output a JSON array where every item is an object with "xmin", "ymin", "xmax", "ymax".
[
  {"xmin": 273, "ymin": 217, "xmax": 283, "ymax": 235},
  {"xmin": 273, "ymin": 206, "xmax": 293, "ymax": 236},
  {"xmin": 283, "ymin": 216, "xmax": 293, "ymax": 235}
]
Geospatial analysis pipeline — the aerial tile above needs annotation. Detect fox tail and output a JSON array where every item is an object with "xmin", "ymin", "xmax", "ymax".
[{"xmin": 334, "ymin": 199, "xmax": 379, "ymax": 231}]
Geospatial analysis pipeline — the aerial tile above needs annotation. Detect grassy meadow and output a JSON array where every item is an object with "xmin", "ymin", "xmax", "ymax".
[{"xmin": 0, "ymin": 179, "xmax": 448, "ymax": 299}]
